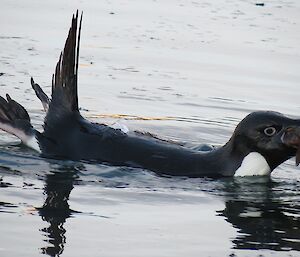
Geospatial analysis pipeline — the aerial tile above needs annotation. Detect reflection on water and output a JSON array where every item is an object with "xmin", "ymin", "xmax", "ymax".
[
  {"xmin": 219, "ymin": 177, "xmax": 300, "ymax": 251},
  {"xmin": 0, "ymin": 142, "xmax": 300, "ymax": 256},
  {"xmin": 11, "ymin": 164, "xmax": 297, "ymax": 255},
  {"xmin": 38, "ymin": 168, "xmax": 77, "ymax": 256}
]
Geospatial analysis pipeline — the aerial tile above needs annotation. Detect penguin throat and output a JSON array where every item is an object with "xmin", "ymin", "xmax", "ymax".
[{"xmin": 234, "ymin": 152, "xmax": 271, "ymax": 177}]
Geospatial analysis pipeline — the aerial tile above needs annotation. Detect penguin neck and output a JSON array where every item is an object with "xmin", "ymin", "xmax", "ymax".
[
  {"xmin": 201, "ymin": 140, "xmax": 243, "ymax": 177},
  {"xmin": 218, "ymin": 137, "xmax": 272, "ymax": 177}
]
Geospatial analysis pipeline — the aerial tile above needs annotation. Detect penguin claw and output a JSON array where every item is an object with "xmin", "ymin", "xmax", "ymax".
[
  {"xmin": 282, "ymin": 127, "xmax": 300, "ymax": 166},
  {"xmin": 296, "ymin": 149, "xmax": 300, "ymax": 166}
]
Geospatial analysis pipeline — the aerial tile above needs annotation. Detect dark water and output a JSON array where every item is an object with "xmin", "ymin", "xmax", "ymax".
[{"xmin": 1, "ymin": 0, "xmax": 300, "ymax": 256}]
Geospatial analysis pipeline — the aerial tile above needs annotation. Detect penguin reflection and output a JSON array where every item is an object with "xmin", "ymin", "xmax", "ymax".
[
  {"xmin": 38, "ymin": 168, "xmax": 78, "ymax": 256},
  {"xmin": 218, "ymin": 177, "xmax": 300, "ymax": 251}
]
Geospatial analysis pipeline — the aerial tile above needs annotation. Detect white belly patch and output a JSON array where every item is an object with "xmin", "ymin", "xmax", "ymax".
[
  {"xmin": 25, "ymin": 135, "xmax": 41, "ymax": 153},
  {"xmin": 234, "ymin": 152, "xmax": 271, "ymax": 177},
  {"xmin": 0, "ymin": 120, "xmax": 41, "ymax": 153}
]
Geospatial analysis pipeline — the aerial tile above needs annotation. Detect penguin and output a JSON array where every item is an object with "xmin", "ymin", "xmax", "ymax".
[{"xmin": 0, "ymin": 11, "xmax": 299, "ymax": 178}]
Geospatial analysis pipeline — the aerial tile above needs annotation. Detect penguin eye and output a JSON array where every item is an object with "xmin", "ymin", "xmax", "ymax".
[{"xmin": 263, "ymin": 127, "xmax": 277, "ymax": 136}]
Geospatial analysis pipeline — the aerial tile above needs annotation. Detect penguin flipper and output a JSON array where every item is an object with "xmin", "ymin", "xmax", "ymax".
[{"xmin": 31, "ymin": 77, "xmax": 50, "ymax": 112}]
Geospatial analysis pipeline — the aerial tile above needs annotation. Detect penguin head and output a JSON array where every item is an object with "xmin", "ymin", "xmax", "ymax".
[{"xmin": 230, "ymin": 111, "xmax": 300, "ymax": 170}]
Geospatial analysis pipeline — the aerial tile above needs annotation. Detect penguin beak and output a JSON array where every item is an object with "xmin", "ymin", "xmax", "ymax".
[{"xmin": 282, "ymin": 127, "xmax": 300, "ymax": 166}]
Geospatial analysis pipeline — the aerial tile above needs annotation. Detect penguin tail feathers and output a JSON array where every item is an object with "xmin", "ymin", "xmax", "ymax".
[{"xmin": 45, "ymin": 10, "xmax": 83, "ymax": 126}]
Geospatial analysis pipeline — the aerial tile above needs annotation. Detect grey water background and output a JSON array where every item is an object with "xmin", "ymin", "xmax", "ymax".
[{"xmin": 0, "ymin": 0, "xmax": 300, "ymax": 256}]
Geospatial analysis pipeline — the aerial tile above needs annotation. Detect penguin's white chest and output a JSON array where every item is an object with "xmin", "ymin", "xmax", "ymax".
[
  {"xmin": 25, "ymin": 135, "xmax": 41, "ymax": 153},
  {"xmin": 234, "ymin": 152, "xmax": 271, "ymax": 177}
]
